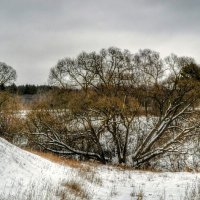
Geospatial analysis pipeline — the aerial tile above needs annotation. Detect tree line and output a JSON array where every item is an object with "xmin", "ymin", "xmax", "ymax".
[{"xmin": 0, "ymin": 84, "xmax": 55, "ymax": 95}]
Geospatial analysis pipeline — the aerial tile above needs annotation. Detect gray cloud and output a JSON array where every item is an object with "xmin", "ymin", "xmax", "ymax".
[{"xmin": 0, "ymin": 0, "xmax": 200, "ymax": 84}]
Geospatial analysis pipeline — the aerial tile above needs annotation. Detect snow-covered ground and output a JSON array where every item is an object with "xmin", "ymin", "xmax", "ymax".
[{"xmin": 0, "ymin": 137, "xmax": 200, "ymax": 200}]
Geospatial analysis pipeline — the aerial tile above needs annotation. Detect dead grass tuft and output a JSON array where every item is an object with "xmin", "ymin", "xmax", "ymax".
[
  {"xmin": 63, "ymin": 181, "xmax": 90, "ymax": 200},
  {"xmin": 65, "ymin": 182, "xmax": 82, "ymax": 193}
]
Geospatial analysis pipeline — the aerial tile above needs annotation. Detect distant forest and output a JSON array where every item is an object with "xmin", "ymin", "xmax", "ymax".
[{"xmin": 0, "ymin": 84, "xmax": 57, "ymax": 95}]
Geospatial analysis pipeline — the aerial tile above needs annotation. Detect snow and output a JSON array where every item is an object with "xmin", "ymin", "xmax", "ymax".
[
  {"xmin": 92, "ymin": 167, "xmax": 200, "ymax": 200},
  {"xmin": 0, "ymin": 137, "xmax": 70, "ymax": 199},
  {"xmin": 0, "ymin": 137, "xmax": 200, "ymax": 200}
]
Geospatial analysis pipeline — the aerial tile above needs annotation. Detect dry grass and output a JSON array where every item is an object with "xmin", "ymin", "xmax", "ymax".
[
  {"xmin": 24, "ymin": 149, "xmax": 82, "ymax": 169},
  {"xmin": 25, "ymin": 148, "xmax": 161, "ymax": 172},
  {"xmin": 62, "ymin": 181, "xmax": 90, "ymax": 200},
  {"xmin": 64, "ymin": 182, "xmax": 82, "ymax": 193},
  {"xmin": 25, "ymin": 149, "xmax": 102, "ymax": 186},
  {"xmin": 24, "ymin": 149, "xmax": 98, "ymax": 199},
  {"xmin": 24, "ymin": 149, "xmax": 167, "ymax": 176}
]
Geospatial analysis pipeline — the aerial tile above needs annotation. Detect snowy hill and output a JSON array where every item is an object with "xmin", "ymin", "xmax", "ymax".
[
  {"xmin": 0, "ymin": 137, "xmax": 70, "ymax": 200},
  {"xmin": 0, "ymin": 137, "xmax": 200, "ymax": 200}
]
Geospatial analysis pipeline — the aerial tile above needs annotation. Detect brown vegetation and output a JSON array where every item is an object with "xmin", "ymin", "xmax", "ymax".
[
  {"xmin": 25, "ymin": 47, "xmax": 200, "ymax": 169},
  {"xmin": 25, "ymin": 149, "xmax": 82, "ymax": 169}
]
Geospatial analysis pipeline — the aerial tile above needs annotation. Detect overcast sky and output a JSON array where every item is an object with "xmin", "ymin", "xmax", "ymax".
[{"xmin": 0, "ymin": 0, "xmax": 200, "ymax": 85}]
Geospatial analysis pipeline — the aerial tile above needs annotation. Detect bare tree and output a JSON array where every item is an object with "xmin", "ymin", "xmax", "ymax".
[
  {"xmin": 0, "ymin": 62, "xmax": 17, "ymax": 86},
  {"xmin": 130, "ymin": 54, "xmax": 200, "ymax": 167},
  {"xmin": 0, "ymin": 63, "xmax": 18, "ymax": 141},
  {"xmin": 30, "ymin": 47, "xmax": 200, "ymax": 168},
  {"xmin": 47, "ymin": 47, "xmax": 140, "ymax": 163},
  {"xmin": 26, "ymin": 97, "xmax": 108, "ymax": 163}
]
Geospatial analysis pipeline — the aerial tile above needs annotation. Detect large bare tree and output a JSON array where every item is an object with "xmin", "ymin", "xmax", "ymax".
[{"xmin": 28, "ymin": 47, "xmax": 200, "ymax": 168}]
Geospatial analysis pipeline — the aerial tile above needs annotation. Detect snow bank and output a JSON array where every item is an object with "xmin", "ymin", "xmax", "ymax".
[
  {"xmin": 0, "ymin": 137, "xmax": 200, "ymax": 200},
  {"xmin": 0, "ymin": 137, "xmax": 70, "ymax": 199}
]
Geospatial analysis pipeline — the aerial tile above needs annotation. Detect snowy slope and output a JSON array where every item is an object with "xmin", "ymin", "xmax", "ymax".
[
  {"xmin": 0, "ymin": 137, "xmax": 200, "ymax": 200},
  {"xmin": 0, "ymin": 137, "xmax": 72, "ymax": 200}
]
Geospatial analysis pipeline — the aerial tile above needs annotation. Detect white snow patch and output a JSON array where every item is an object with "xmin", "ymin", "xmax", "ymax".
[{"xmin": 0, "ymin": 138, "xmax": 199, "ymax": 200}]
